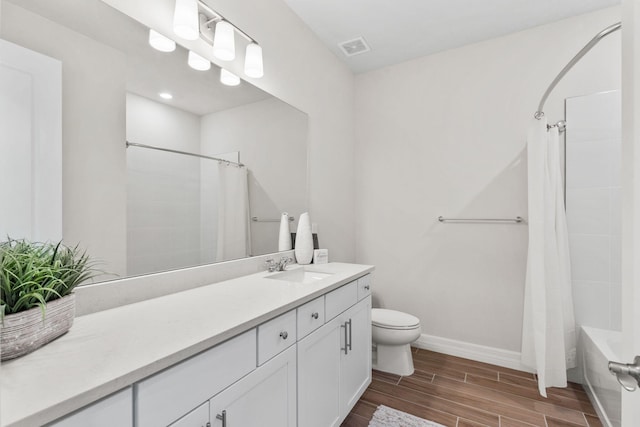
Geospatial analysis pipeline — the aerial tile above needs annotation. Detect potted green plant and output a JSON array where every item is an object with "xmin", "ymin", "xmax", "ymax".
[{"xmin": 0, "ymin": 238, "xmax": 97, "ymax": 361}]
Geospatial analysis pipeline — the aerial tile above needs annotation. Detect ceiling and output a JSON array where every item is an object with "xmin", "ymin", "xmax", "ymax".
[{"xmin": 283, "ymin": 0, "xmax": 621, "ymax": 73}]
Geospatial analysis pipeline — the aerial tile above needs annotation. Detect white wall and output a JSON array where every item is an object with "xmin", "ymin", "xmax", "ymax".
[
  {"xmin": 126, "ymin": 93, "xmax": 202, "ymax": 276},
  {"xmin": 566, "ymin": 91, "xmax": 622, "ymax": 332},
  {"xmin": 1, "ymin": 3, "xmax": 127, "ymax": 277},
  {"xmin": 355, "ymin": 8, "xmax": 621, "ymax": 354},
  {"xmin": 103, "ymin": 0, "xmax": 356, "ymax": 263},
  {"xmin": 201, "ymin": 98, "xmax": 308, "ymax": 255}
]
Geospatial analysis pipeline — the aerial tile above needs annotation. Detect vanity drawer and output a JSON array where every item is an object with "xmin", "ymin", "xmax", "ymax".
[
  {"xmin": 297, "ymin": 296, "xmax": 325, "ymax": 339},
  {"xmin": 135, "ymin": 329, "xmax": 256, "ymax": 427},
  {"xmin": 258, "ymin": 309, "xmax": 297, "ymax": 365},
  {"xmin": 168, "ymin": 401, "xmax": 209, "ymax": 427},
  {"xmin": 49, "ymin": 387, "xmax": 132, "ymax": 427},
  {"xmin": 357, "ymin": 274, "xmax": 372, "ymax": 300},
  {"xmin": 325, "ymin": 281, "xmax": 358, "ymax": 320}
]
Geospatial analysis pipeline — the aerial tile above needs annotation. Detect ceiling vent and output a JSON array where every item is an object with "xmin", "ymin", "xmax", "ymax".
[{"xmin": 338, "ymin": 37, "xmax": 370, "ymax": 57}]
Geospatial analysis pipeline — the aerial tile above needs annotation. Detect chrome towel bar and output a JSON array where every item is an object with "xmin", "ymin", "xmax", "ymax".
[{"xmin": 438, "ymin": 216, "xmax": 524, "ymax": 224}]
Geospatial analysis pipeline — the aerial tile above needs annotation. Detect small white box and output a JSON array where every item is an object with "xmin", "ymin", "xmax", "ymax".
[{"xmin": 313, "ymin": 249, "xmax": 328, "ymax": 264}]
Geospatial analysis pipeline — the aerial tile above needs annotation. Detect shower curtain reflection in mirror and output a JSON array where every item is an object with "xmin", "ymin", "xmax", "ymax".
[{"xmin": 212, "ymin": 162, "xmax": 251, "ymax": 263}]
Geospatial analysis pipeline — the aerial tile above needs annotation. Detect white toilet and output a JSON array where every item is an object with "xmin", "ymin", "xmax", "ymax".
[{"xmin": 371, "ymin": 308, "xmax": 421, "ymax": 376}]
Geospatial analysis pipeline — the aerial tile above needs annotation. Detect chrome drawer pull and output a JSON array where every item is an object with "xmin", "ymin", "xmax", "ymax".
[
  {"xmin": 216, "ymin": 410, "xmax": 226, "ymax": 427},
  {"xmin": 341, "ymin": 322, "xmax": 348, "ymax": 354},
  {"xmin": 280, "ymin": 331, "xmax": 289, "ymax": 340}
]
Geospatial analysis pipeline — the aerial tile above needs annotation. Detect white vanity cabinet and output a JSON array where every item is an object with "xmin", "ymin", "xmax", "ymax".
[
  {"xmin": 156, "ymin": 276, "xmax": 372, "ymax": 427},
  {"xmin": 298, "ymin": 280, "xmax": 372, "ymax": 427},
  {"xmin": 43, "ymin": 271, "xmax": 373, "ymax": 427}
]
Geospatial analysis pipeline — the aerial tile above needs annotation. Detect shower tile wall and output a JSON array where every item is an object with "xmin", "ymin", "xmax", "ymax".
[
  {"xmin": 126, "ymin": 93, "xmax": 203, "ymax": 276},
  {"xmin": 565, "ymin": 90, "xmax": 621, "ymax": 331}
]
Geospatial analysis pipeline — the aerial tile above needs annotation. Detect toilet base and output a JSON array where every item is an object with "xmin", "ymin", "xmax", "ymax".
[{"xmin": 372, "ymin": 343, "xmax": 415, "ymax": 376}]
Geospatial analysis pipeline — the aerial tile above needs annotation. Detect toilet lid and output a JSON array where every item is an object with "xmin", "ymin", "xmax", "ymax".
[{"xmin": 372, "ymin": 308, "xmax": 420, "ymax": 329}]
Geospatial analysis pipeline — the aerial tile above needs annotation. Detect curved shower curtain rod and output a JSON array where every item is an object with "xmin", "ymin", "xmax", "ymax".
[{"xmin": 534, "ymin": 21, "xmax": 622, "ymax": 121}]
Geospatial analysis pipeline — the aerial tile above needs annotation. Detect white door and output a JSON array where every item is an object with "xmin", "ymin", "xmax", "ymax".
[
  {"xmin": 209, "ymin": 346, "xmax": 296, "ymax": 427},
  {"xmin": 620, "ymin": 2, "xmax": 640, "ymax": 425},
  {"xmin": 339, "ymin": 296, "xmax": 372, "ymax": 416},
  {"xmin": 297, "ymin": 316, "xmax": 342, "ymax": 427},
  {"xmin": 0, "ymin": 39, "xmax": 62, "ymax": 242}
]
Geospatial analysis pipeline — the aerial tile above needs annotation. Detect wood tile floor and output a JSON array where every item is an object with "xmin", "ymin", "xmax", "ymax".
[{"xmin": 341, "ymin": 348, "xmax": 602, "ymax": 427}]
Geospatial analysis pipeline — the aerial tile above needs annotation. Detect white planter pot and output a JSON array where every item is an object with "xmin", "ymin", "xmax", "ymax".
[{"xmin": 1, "ymin": 293, "xmax": 75, "ymax": 361}]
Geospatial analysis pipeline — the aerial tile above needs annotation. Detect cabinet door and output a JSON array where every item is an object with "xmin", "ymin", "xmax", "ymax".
[
  {"xmin": 340, "ymin": 296, "xmax": 372, "ymax": 416},
  {"xmin": 169, "ymin": 402, "xmax": 209, "ymax": 427},
  {"xmin": 297, "ymin": 316, "xmax": 342, "ymax": 427},
  {"xmin": 209, "ymin": 345, "xmax": 296, "ymax": 427}
]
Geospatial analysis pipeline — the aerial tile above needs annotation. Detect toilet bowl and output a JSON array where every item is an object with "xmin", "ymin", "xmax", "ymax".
[{"xmin": 371, "ymin": 308, "xmax": 421, "ymax": 376}]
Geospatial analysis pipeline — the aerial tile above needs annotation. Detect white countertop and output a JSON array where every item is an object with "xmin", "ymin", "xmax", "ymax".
[{"xmin": 0, "ymin": 262, "xmax": 374, "ymax": 427}]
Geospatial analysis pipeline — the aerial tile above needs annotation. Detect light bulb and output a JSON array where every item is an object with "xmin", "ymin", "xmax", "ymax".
[
  {"xmin": 220, "ymin": 69, "xmax": 240, "ymax": 86},
  {"xmin": 188, "ymin": 51, "xmax": 211, "ymax": 71},
  {"xmin": 148, "ymin": 29, "xmax": 176, "ymax": 52},
  {"xmin": 244, "ymin": 42, "xmax": 263, "ymax": 78},
  {"xmin": 213, "ymin": 21, "xmax": 235, "ymax": 61},
  {"xmin": 159, "ymin": 92, "xmax": 173, "ymax": 100},
  {"xmin": 173, "ymin": 0, "xmax": 199, "ymax": 40}
]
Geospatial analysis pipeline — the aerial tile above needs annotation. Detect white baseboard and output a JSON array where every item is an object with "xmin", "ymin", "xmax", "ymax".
[{"xmin": 413, "ymin": 333, "xmax": 535, "ymax": 374}]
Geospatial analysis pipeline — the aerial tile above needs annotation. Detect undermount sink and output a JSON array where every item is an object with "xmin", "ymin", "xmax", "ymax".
[{"xmin": 266, "ymin": 268, "xmax": 334, "ymax": 284}]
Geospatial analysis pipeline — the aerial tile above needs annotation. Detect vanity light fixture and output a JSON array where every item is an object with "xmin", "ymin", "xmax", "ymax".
[
  {"xmin": 220, "ymin": 69, "xmax": 240, "ymax": 86},
  {"xmin": 187, "ymin": 51, "xmax": 211, "ymax": 71},
  {"xmin": 244, "ymin": 42, "xmax": 263, "ymax": 78},
  {"xmin": 173, "ymin": 0, "xmax": 199, "ymax": 40},
  {"xmin": 159, "ymin": 92, "xmax": 173, "ymax": 100},
  {"xmin": 148, "ymin": 29, "xmax": 176, "ymax": 52},
  {"xmin": 195, "ymin": 1, "xmax": 264, "ymax": 78},
  {"xmin": 212, "ymin": 20, "xmax": 235, "ymax": 61},
  {"xmin": 166, "ymin": 0, "xmax": 265, "ymax": 79}
]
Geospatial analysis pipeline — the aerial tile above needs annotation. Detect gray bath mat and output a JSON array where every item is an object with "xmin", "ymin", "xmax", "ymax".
[{"xmin": 368, "ymin": 405, "xmax": 446, "ymax": 427}]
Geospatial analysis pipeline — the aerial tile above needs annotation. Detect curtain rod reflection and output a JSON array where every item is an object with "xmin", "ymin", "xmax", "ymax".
[
  {"xmin": 126, "ymin": 141, "xmax": 245, "ymax": 168},
  {"xmin": 251, "ymin": 216, "xmax": 295, "ymax": 222}
]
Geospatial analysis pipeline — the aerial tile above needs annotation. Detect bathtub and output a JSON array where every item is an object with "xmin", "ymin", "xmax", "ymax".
[{"xmin": 580, "ymin": 326, "xmax": 622, "ymax": 427}]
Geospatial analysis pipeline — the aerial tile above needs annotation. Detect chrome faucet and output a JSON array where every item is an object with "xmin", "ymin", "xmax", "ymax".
[
  {"xmin": 278, "ymin": 256, "xmax": 293, "ymax": 271},
  {"xmin": 265, "ymin": 256, "xmax": 294, "ymax": 272}
]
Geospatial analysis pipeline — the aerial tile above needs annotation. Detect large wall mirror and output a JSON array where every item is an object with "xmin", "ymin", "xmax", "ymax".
[{"xmin": 1, "ymin": 0, "xmax": 308, "ymax": 281}]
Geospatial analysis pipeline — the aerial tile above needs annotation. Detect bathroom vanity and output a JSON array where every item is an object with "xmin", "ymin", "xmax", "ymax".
[{"xmin": 0, "ymin": 263, "xmax": 373, "ymax": 427}]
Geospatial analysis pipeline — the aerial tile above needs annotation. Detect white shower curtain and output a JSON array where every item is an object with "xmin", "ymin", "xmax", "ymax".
[
  {"xmin": 215, "ymin": 165, "xmax": 251, "ymax": 262},
  {"xmin": 521, "ymin": 117, "xmax": 577, "ymax": 397}
]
